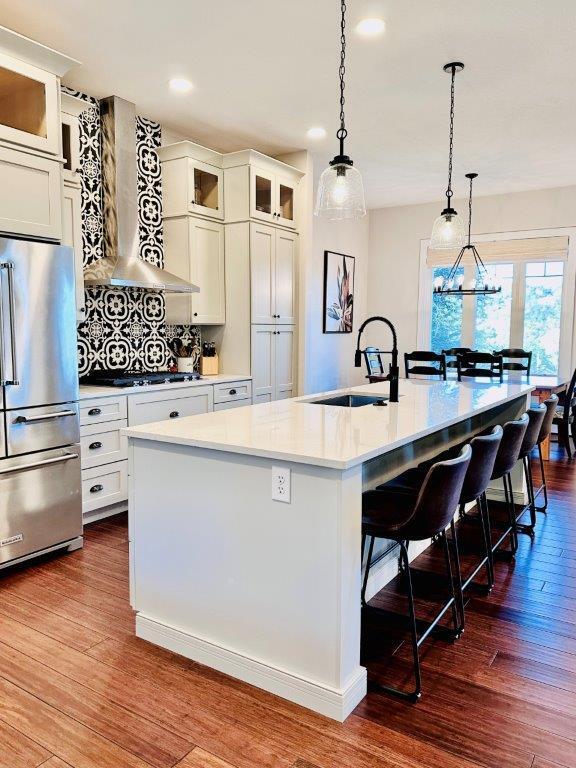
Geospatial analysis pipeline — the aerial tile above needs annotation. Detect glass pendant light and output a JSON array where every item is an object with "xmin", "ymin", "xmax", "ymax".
[
  {"xmin": 315, "ymin": 0, "xmax": 366, "ymax": 219},
  {"xmin": 434, "ymin": 173, "xmax": 501, "ymax": 296},
  {"xmin": 430, "ymin": 62, "xmax": 466, "ymax": 249}
]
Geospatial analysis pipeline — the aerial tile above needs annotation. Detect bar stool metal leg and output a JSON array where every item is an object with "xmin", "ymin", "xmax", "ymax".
[
  {"xmin": 516, "ymin": 456, "xmax": 536, "ymax": 538},
  {"xmin": 479, "ymin": 492, "xmax": 495, "ymax": 588},
  {"xmin": 361, "ymin": 535, "xmax": 374, "ymax": 607},
  {"xmin": 535, "ymin": 443, "xmax": 549, "ymax": 513},
  {"xmin": 449, "ymin": 519, "xmax": 465, "ymax": 635}
]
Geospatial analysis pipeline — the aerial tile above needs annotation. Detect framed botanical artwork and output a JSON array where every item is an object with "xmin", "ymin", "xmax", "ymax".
[{"xmin": 323, "ymin": 250, "xmax": 355, "ymax": 333}]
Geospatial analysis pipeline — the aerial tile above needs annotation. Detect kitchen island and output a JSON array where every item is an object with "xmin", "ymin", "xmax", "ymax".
[{"xmin": 125, "ymin": 378, "xmax": 533, "ymax": 720}]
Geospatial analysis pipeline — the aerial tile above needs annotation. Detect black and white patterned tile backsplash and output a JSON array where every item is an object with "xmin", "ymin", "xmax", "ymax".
[{"xmin": 62, "ymin": 86, "xmax": 200, "ymax": 375}]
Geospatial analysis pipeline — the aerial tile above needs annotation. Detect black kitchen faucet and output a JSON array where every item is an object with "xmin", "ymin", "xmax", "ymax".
[{"xmin": 354, "ymin": 316, "xmax": 400, "ymax": 403}]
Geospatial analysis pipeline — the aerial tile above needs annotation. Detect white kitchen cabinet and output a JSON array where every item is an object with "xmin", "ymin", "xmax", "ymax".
[
  {"xmin": 223, "ymin": 151, "xmax": 302, "ymax": 230},
  {"xmin": 61, "ymin": 91, "xmax": 87, "ymax": 185},
  {"xmin": 0, "ymin": 144, "xmax": 62, "ymax": 241},
  {"xmin": 62, "ymin": 181, "xmax": 85, "ymax": 324},
  {"xmin": 158, "ymin": 141, "xmax": 224, "ymax": 221},
  {"xmin": 251, "ymin": 325, "xmax": 295, "ymax": 404},
  {"xmin": 163, "ymin": 217, "xmax": 226, "ymax": 325},
  {"xmin": 251, "ymin": 223, "xmax": 296, "ymax": 325}
]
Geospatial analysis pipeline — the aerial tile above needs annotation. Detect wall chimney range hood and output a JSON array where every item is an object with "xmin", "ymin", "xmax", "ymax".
[{"xmin": 83, "ymin": 96, "xmax": 199, "ymax": 293}]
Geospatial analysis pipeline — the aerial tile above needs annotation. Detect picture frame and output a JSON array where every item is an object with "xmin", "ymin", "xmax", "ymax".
[{"xmin": 323, "ymin": 250, "xmax": 355, "ymax": 333}]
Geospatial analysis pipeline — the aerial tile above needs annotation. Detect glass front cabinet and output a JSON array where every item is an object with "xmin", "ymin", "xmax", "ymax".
[
  {"xmin": 0, "ymin": 51, "xmax": 61, "ymax": 156},
  {"xmin": 250, "ymin": 167, "xmax": 297, "ymax": 228}
]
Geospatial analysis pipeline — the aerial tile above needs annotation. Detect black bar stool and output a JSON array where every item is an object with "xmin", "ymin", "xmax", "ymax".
[
  {"xmin": 534, "ymin": 394, "xmax": 558, "ymax": 512},
  {"xmin": 404, "ymin": 351, "xmax": 447, "ymax": 380},
  {"xmin": 516, "ymin": 405, "xmax": 546, "ymax": 537},
  {"xmin": 489, "ymin": 413, "xmax": 529, "ymax": 557},
  {"xmin": 361, "ymin": 445, "xmax": 471, "ymax": 701},
  {"xmin": 376, "ymin": 426, "xmax": 503, "ymax": 595}
]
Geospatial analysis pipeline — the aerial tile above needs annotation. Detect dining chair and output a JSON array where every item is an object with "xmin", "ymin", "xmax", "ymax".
[
  {"xmin": 457, "ymin": 352, "xmax": 504, "ymax": 382},
  {"xmin": 553, "ymin": 367, "xmax": 576, "ymax": 459},
  {"xmin": 492, "ymin": 348, "xmax": 532, "ymax": 376},
  {"xmin": 442, "ymin": 347, "xmax": 473, "ymax": 371},
  {"xmin": 404, "ymin": 351, "xmax": 447, "ymax": 380}
]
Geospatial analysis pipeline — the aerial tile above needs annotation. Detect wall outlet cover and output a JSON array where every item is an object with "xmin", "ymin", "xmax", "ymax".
[{"xmin": 272, "ymin": 465, "xmax": 291, "ymax": 503}]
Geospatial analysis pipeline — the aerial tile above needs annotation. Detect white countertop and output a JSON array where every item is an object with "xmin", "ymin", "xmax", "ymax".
[
  {"xmin": 79, "ymin": 374, "xmax": 251, "ymax": 400},
  {"xmin": 124, "ymin": 379, "xmax": 534, "ymax": 470}
]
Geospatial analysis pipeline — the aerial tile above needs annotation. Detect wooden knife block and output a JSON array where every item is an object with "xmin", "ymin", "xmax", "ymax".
[{"xmin": 200, "ymin": 355, "xmax": 219, "ymax": 375}]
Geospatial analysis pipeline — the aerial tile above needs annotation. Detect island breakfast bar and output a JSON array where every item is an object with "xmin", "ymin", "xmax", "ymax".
[{"xmin": 125, "ymin": 379, "xmax": 533, "ymax": 721}]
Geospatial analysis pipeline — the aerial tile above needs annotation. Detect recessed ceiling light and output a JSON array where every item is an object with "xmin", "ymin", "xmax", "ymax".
[
  {"xmin": 355, "ymin": 18, "xmax": 385, "ymax": 37},
  {"xmin": 307, "ymin": 127, "xmax": 327, "ymax": 139},
  {"xmin": 169, "ymin": 77, "xmax": 193, "ymax": 93}
]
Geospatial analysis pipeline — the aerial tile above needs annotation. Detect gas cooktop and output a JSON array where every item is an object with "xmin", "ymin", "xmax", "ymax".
[{"xmin": 80, "ymin": 369, "xmax": 202, "ymax": 388}]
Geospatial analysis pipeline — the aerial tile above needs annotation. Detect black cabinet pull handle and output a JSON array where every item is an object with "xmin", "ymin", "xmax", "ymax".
[
  {"xmin": 229, "ymin": 389, "xmax": 237, "ymax": 395},
  {"xmin": 88, "ymin": 408, "xmax": 101, "ymax": 416},
  {"xmin": 90, "ymin": 484, "xmax": 103, "ymax": 494},
  {"xmin": 170, "ymin": 411, "xmax": 180, "ymax": 418},
  {"xmin": 89, "ymin": 441, "xmax": 103, "ymax": 450},
  {"xmin": 193, "ymin": 312, "xmax": 198, "ymax": 317}
]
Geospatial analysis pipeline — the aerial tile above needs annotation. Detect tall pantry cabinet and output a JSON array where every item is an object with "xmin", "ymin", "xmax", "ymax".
[{"xmin": 160, "ymin": 142, "xmax": 303, "ymax": 402}]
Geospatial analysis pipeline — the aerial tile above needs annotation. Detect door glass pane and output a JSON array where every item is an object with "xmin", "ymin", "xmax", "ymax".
[
  {"xmin": 0, "ymin": 66, "xmax": 47, "ymax": 137},
  {"xmin": 473, "ymin": 264, "xmax": 513, "ymax": 352},
  {"xmin": 255, "ymin": 175, "xmax": 272, "ymax": 214},
  {"xmin": 523, "ymin": 261, "xmax": 564, "ymax": 375},
  {"xmin": 430, "ymin": 266, "xmax": 464, "ymax": 353},
  {"xmin": 193, "ymin": 168, "xmax": 219, "ymax": 210},
  {"xmin": 279, "ymin": 184, "xmax": 294, "ymax": 220}
]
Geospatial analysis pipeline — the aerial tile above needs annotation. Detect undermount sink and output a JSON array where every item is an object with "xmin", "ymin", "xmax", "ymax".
[{"xmin": 308, "ymin": 394, "xmax": 389, "ymax": 408}]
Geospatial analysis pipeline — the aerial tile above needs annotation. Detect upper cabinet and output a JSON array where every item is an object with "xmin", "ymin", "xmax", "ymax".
[
  {"xmin": 60, "ymin": 91, "xmax": 87, "ymax": 185},
  {"xmin": 0, "ymin": 26, "xmax": 79, "ymax": 241},
  {"xmin": 223, "ymin": 151, "xmax": 303, "ymax": 230},
  {"xmin": 158, "ymin": 141, "xmax": 224, "ymax": 221}
]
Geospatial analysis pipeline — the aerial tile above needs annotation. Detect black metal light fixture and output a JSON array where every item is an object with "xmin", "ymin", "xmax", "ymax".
[
  {"xmin": 433, "ymin": 173, "xmax": 501, "ymax": 296},
  {"xmin": 314, "ymin": 0, "xmax": 366, "ymax": 219},
  {"xmin": 430, "ymin": 62, "xmax": 466, "ymax": 249}
]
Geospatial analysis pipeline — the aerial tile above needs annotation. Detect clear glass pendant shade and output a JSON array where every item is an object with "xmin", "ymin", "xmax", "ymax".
[
  {"xmin": 314, "ymin": 162, "xmax": 366, "ymax": 220},
  {"xmin": 430, "ymin": 210, "xmax": 465, "ymax": 250}
]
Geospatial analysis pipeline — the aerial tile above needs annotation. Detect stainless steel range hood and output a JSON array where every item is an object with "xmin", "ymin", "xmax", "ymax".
[{"xmin": 83, "ymin": 96, "xmax": 199, "ymax": 293}]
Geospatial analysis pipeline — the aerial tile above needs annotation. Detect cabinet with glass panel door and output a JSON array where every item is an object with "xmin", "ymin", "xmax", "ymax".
[{"xmin": 158, "ymin": 141, "xmax": 224, "ymax": 221}]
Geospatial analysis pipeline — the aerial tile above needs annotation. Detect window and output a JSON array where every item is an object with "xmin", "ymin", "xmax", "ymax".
[
  {"xmin": 426, "ymin": 257, "xmax": 569, "ymax": 376},
  {"xmin": 430, "ymin": 266, "xmax": 463, "ymax": 353},
  {"xmin": 524, "ymin": 262, "xmax": 564, "ymax": 375}
]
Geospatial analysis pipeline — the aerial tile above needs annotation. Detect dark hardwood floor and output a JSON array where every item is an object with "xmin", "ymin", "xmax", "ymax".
[{"xmin": 0, "ymin": 448, "xmax": 575, "ymax": 767}]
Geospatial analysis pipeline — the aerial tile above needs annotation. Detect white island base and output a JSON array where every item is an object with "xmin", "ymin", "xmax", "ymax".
[{"xmin": 126, "ymin": 380, "xmax": 532, "ymax": 721}]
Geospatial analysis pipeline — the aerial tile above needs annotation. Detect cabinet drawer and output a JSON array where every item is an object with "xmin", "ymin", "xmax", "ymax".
[
  {"xmin": 0, "ymin": 145, "xmax": 62, "ymax": 241},
  {"xmin": 214, "ymin": 399, "xmax": 251, "ymax": 412},
  {"xmin": 128, "ymin": 385, "xmax": 214, "ymax": 426},
  {"xmin": 213, "ymin": 380, "xmax": 252, "ymax": 404},
  {"xmin": 82, "ymin": 461, "xmax": 127, "ymax": 514},
  {"xmin": 80, "ymin": 420, "xmax": 128, "ymax": 470},
  {"xmin": 80, "ymin": 396, "xmax": 127, "ymax": 426}
]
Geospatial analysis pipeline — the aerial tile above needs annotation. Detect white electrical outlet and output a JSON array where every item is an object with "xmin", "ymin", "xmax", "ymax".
[{"xmin": 272, "ymin": 465, "xmax": 291, "ymax": 503}]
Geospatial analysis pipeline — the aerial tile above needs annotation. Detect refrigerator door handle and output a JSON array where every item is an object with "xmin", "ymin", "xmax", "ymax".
[
  {"xmin": 14, "ymin": 410, "xmax": 77, "ymax": 424},
  {"xmin": 0, "ymin": 452, "xmax": 79, "ymax": 476},
  {"xmin": 2, "ymin": 262, "xmax": 18, "ymax": 386}
]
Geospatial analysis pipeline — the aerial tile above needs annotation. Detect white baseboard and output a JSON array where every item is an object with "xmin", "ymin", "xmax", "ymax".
[
  {"xmin": 83, "ymin": 502, "xmax": 128, "ymax": 526},
  {"xmin": 136, "ymin": 613, "xmax": 366, "ymax": 722}
]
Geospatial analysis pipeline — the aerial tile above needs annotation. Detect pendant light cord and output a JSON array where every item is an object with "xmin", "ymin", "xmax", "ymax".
[
  {"xmin": 336, "ymin": 0, "xmax": 348, "ymax": 156},
  {"xmin": 446, "ymin": 65, "xmax": 456, "ymax": 208},
  {"xmin": 467, "ymin": 173, "xmax": 473, "ymax": 245}
]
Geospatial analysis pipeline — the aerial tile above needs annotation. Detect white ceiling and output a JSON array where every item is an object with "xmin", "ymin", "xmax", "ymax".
[{"xmin": 2, "ymin": 0, "xmax": 576, "ymax": 208}]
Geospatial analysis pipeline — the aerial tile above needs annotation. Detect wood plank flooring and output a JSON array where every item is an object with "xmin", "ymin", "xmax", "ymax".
[{"xmin": 0, "ymin": 449, "xmax": 575, "ymax": 767}]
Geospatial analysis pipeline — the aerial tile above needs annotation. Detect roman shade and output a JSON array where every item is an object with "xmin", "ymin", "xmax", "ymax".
[{"xmin": 427, "ymin": 235, "xmax": 569, "ymax": 267}]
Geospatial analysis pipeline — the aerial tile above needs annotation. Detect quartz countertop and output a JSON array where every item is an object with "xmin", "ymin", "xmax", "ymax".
[
  {"xmin": 124, "ymin": 379, "xmax": 534, "ymax": 470},
  {"xmin": 79, "ymin": 374, "xmax": 252, "ymax": 400}
]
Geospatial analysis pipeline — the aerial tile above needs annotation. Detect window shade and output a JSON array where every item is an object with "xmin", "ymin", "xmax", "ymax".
[{"xmin": 427, "ymin": 235, "xmax": 569, "ymax": 267}]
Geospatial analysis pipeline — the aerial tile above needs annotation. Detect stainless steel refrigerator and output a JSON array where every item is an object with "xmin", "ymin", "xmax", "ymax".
[{"xmin": 0, "ymin": 237, "xmax": 82, "ymax": 567}]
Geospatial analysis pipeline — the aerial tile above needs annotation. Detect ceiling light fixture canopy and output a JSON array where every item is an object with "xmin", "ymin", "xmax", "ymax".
[
  {"xmin": 433, "ymin": 172, "xmax": 502, "ymax": 296},
  {"xmin": 315, "ymin": 0, "xmax": 366, "ymax": 220},
  {"xmin": 430, "ymin": 62, "xmax": 465, "ymax": 249}
]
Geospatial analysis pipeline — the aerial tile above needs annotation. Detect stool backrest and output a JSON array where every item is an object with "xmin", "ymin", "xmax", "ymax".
[
  {"xmin": 442, "ymin": 347, "xmax": 472, "ymax": 369},
  {"xmin": 412, "ymin": 445, "xmax": 472, "ymax": 537},
  {"xmin": 404, "ymin": 351, "xmax": 447, "ymax": 380},
  {"xmin": 519, "ymin": 405, "xmax": 546, "ymax": 457},
  {"xmin": 461, "ymin": 425, "xmax": 503, "ymax": 504},
  {"xmin": 493, "ymin": 348, "xmax": 532, "ymax": 376},
  {"xmin": 491, "ymin": 413, "xmax": 529, "ymax": 480},
  {"xmin": 457, "ymin": 352, "xmax": 504, "ymax": 382},
  {"xmin": 538, "ymin": 394, "xmax": 558, "ymax": 444}
]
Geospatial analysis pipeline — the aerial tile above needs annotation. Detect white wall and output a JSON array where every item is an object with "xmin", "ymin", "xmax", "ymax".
[{"xmin": 367, "ymin": 185, "xmax": 576, "ymax": 357}]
